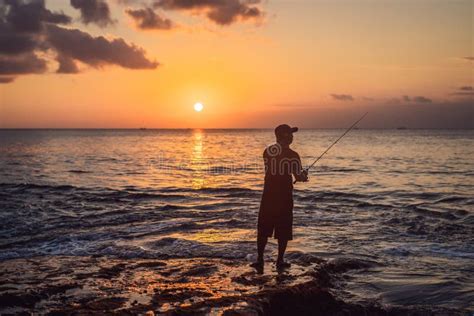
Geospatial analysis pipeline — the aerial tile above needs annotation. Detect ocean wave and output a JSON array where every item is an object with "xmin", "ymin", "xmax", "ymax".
[
  {"xmin": 410, "ymin": 205, "xmax": 458, "ymax": 220},
  {"xmin": 68, "ymin": 169, "xmax": 92, "ymax": 174},
  {"xmin": 433, "ymin": 196, "xmax": 473, "ymax": 204},
  {"xmin": 0, "ymin": 182, "xmax": 76, "ymax": 192},
  {"xmin": 0, "ymin": 237, "xmax": 253, "ymax": 261},
  {"xmin": 315, "ymin": 166, "xmax": 361, "ymax": 173},
  {"xmin": 5, "ymin": 182, "xmax": 469, "ymax": 214}
]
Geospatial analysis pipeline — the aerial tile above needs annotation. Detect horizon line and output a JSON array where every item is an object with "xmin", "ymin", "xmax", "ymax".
[{"xmin": 0, "ymin": 127, "xmax": 473, "ymax": 131}]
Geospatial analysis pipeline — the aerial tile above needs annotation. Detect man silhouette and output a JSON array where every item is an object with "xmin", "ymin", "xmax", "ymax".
[{"xmin": 251, "ymin": 124, "xmax": 308, "ymax": 271}]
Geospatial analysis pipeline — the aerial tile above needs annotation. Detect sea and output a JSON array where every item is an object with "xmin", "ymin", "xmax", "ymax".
[{"xmin": 0, "ymin": 129, "xmax": 473, "ymax": 312}]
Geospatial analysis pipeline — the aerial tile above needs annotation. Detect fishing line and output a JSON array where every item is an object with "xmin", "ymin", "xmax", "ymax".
[{"xmin": 294, "ymin": 112, "xmax": 368, "ymax": 184}]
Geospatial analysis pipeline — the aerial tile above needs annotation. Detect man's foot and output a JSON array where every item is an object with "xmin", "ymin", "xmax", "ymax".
[
  {"xmin": 250, "ymin": 260, "xmax": 264, "ymax": 274},
  {"xmin": 250, "ymin": 260, "xmax": 264, "ymax": 269},
  {"xmin": 276, "ymin": 261, "xmax": 291, "ymax": 270}
]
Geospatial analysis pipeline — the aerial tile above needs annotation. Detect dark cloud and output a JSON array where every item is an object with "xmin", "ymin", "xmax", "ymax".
[
  {"xmin": 464, "ymin": 57, "xmax": 474, "ymax": 61},
  {"xmin": 46, "ymin": 24, "xmax": 159, "ymax": 70},
  {"xmin": 2, "ymin": 0, "xmax": 70, "ymax": 32},
  {"xmin": 450, "ymin": 86, "xmax": 474, "ymax": 97},
  {"xmin": 0, "ymin": 0, "xmax": 158, "ymax": 83},
  {"xmin": 70, "ymin": 0, "xmax": 114, "ymax": 27},
  {"xmin": 412, "ymin": 96, "xmax": 432, "ymax": 103},
  {"xmin": 56, "ymin": 54, "xmax": 79, "ymax": 73},
  {"xmin": 0, "ymin": 0, "xmax": 70, "ymax": 56},
  {"xmin": 401, "ymin": 95, "xmax": 432, "ymax": 103},
  {"xmin": 0, "ymin": 53, "xmax": 47, "ymax": 74},
  {"xmin": 153, "ymin": 0, "xmax": 263, "ymax": 25},
  {"xmin": 0, "ymin": 76, "xmax": 15, "ymax": 83},
  {"xmin": 452, "ymin": 92, "xmax": 474, "ymax": 96},
  {"xmin": 126, "ymin": 7, "xmax": 173, "ymax": 30},
  {"xmin": 330, "ymin": 94, "xmax": 354, "ymax": 101},
  {"xmin": 0, "ymin": 24, "xmax": 38, "ymax": 55}
]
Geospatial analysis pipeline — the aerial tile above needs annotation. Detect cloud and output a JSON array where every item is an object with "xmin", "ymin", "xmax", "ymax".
[
  {"xmin": 452, "ymin": 92, "xmax": 474, "ymax": 97},
  {"xmin": 450, "ymin": 86, "xmax": 474, "ymax": 97},
  {"xmin": 0, "ymin": 76, "xmax": 15, "ymax": 83},
  {"xmin": 0, "ymin": 0, "xmax": 159, "ymax": 83},
  {"xmin": 0, "ymin": 0, "xmax": 70, "ymax": 57},
  {"xmin": 126, "ymin": 7, "xmax": 173, "ymax": 30},
  {"xmin": 0, "ymin": 52, "xmax": 47, "ymax": 74},
  {"xmin": 464, "ymin": 57, "xmax": 474, "ymax": 61},
  {"xmin": 2, "ymin": 0, "xmax": 71, "ymax": 32},
  {"xmin": 56, "ymin": 54, "xmax": 79, "ymax": 73},
  {"xmin": 0, "ymin": 0, "xmax": 68, "ymax": 78},
  {"xmin": 46, "ymin": 24, "xmax": 159, "ymax": 70},
  {"xmin": 330, "ymin": 94, "xmax": 354, "ymax": 101},
  {"xmin": 411, "ymin": 96, "xmax": 432, "ymax": 103},
  {"xmin": 0, "ymin": 24, "xmax": 38, "ymax": 55},
  {"xmin": 153, "ymin": 0, "xmax": 263, "ymax": 25},
  {"xmin": 401, "ymin": 95, "xmax": 432, "ymax": 103},
  {"xmin": 70, "ymin": 0, "xmax": 114, "ymax": 27},
  {"xmin": 383, "ymin": 95, "xmax": 437, "ymax": 105}
]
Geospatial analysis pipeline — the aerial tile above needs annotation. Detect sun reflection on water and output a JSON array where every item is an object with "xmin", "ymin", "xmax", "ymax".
[
  {"xmin": 168, "ymin": 228, "xmax": 252, "ymax": 243},
  {"xmin": 191, "ymin": 129, "xmax": 206, "ymax": 189}
]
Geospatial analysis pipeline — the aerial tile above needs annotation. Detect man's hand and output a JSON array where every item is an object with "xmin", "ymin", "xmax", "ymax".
[
  {"xmin": 295, "ymin": 169, "xmax": 309, "ymax": 183},
  {"xmin": 301, "ymin": 170, "xmax": 309, "ymax": 182}
]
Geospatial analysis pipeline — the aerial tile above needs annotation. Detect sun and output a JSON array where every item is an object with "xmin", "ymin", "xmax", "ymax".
[{"xmin": 194, "ymin": 102, "xmax": 204, "ymax": 112}]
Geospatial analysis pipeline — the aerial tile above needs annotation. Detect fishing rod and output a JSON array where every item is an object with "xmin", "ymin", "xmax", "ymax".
[{"xmin": 294, "ymin": 112, "xmax": 368, "ymax": 184}]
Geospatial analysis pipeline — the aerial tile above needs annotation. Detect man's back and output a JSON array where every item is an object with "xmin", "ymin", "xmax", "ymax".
[{"xmin": 263, "ymin": 143, "xmax": 301, "ymax": 192}]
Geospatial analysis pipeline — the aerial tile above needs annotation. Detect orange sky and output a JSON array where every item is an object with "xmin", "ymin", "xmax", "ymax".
[{"xmin": 0, "ymin": 0, "xmax": 472, "ymax": 128}]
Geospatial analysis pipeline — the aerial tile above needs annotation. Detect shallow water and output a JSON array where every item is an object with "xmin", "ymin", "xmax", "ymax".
[{"xmin": 0, "ymin": 129, "xmax": 473, "ymax": 311}]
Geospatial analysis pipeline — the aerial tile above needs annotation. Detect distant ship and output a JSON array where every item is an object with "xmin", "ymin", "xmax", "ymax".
[
  {"xmin": 397, "ymin": 127, "xmax": 408, "ymax": 130},
  {"xmin": 139, "ymin": 127, "xmax": 147, "ymax": 130}
]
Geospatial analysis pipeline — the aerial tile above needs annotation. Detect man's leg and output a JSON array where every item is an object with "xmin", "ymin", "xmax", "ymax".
[
  {"xmin": 277, "ymin": 238, "xmax": 288, "ymax": 264},
  {"xmin": 257, "ymin": 235, "xmax": 268, "ymax": 263},
  {"xmin": 250, "ymin": 235, "xmax": 267, "ymax": 271}
]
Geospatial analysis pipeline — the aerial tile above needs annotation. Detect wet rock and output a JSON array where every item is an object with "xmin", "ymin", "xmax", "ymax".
[
  {"xmin": 323, "ymin": 257, "xmax": 379, "ymax": 274},
  {"xmin": 86, "ymin": 297, "xmax": 127, "ymax": 310},
  {"xmin": 0, "ymin": 256, "xmax": 466, "ymax": 315},
  {"xmin": 42, "ymin": 283, "xmax": 79, "ymax": 296},
  {"xmin": 135, "ymin": 261, "xmax": 167, "ymax": 269},
  {"xmin": 180, "ymin": 264, "xmax": 217, "ymax": 277},
  {"xmin": 259, "ymin": 284, "xmax": 342, "ymax": 316},
  {"xmin": 0, "ymin": 292, "xmax": 42, "ymax": 308},
  {"xmin": 0, "ymin": 283, "xmax": 79, "ymax": 309},
  {"xmin": 97, "ymin": 263, "xmax": 127, "ymax": 278},
  {"xmin": 286, "ymin": 252, "xmax": 325, "ymax": 266}
]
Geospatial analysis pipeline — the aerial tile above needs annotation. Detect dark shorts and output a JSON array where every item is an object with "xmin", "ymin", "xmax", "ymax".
[
  {"xmin": 258, "ymin": 212, "xmax": 293, "ymax": 240},
  {"xmin": 257, "ymin": 194, "xmax": 293, "ymax": 240}
]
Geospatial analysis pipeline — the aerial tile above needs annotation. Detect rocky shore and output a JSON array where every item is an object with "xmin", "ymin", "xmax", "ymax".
[{"xmin": 0, "ymin": 254, "xmax": 465, "ymax": 315}]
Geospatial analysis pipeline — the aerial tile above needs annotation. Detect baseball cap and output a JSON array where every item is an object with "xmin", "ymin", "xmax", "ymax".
[{"xmin": 275, "ymin": 124, "xmax": 298, "ymax": 138}]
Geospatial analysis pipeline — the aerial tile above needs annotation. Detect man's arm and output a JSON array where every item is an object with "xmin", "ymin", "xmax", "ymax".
[
  {"xmin": 263, "ymin": 148, "xmax": 269, "ymax": 174},
  {"xmin": 292, "ymin": 152, "xmax": 308, "ymax": 182}
]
